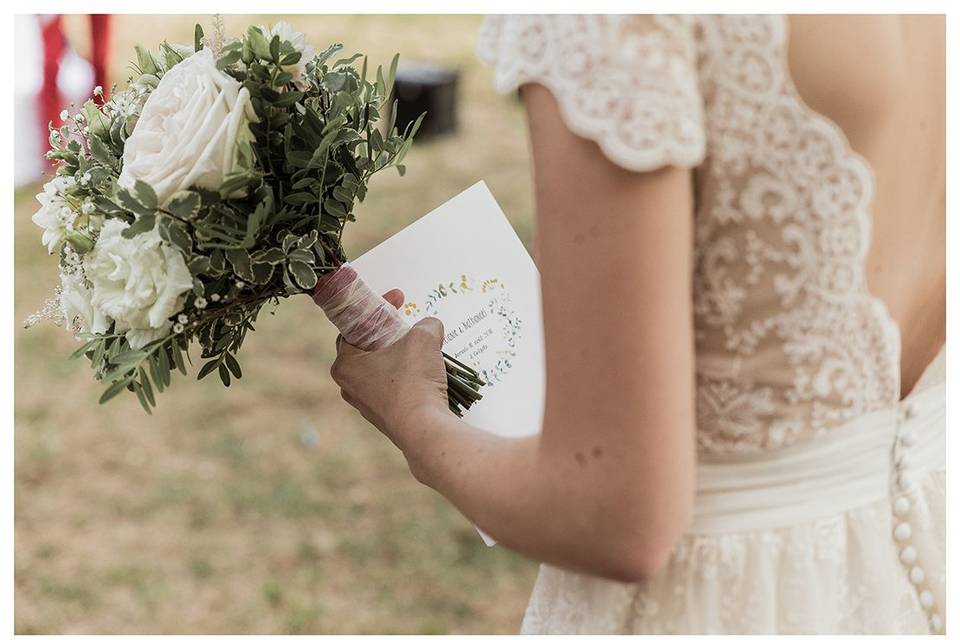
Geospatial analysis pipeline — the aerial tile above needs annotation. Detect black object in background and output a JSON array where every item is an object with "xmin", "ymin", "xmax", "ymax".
[{"xmin": 391, "ymin": 64, "xmax": 460, "ymax": 141}]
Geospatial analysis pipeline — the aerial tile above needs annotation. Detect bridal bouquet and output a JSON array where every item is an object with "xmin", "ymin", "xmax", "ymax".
[{"xmin": 28, "ymin": 21, "xmax": 484, "ymax": 415}]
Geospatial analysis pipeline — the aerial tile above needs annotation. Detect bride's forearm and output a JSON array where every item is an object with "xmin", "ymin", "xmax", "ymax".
[{"xmin": 398, "ymin": 405, "xmax": 679, "ymax": 581}]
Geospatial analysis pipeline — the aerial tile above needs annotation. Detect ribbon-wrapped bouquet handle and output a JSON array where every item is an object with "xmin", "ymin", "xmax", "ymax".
[{"xmin": 313, "ymin": 264, "xmax": 485, "ymax": 416}]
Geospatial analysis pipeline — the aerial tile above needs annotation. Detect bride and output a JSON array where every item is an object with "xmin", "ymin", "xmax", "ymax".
[{"xmin": 326, "ymin": 15, "xmax": 945, "ymax": 633}]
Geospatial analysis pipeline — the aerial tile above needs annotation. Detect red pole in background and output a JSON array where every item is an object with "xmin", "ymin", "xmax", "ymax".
[
  {"xmin": 37, "ymin": 14, "xmax": 111, "ymax": 164},
  {"xmin": 39, "ymin": 15, "xmax": 66, "ymax": 138}
]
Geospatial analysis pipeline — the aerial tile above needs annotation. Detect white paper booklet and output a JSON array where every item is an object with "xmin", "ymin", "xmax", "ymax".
[{"xmin": 352, "ymin": 181, "xmax": 545, "ymax": 545}]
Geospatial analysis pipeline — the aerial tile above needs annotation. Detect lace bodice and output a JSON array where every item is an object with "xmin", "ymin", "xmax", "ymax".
[{"xmin": 478, "ymin": 15, "xmax": 903, "ymax": 454}]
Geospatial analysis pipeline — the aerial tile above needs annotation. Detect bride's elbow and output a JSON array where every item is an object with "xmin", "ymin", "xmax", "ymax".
[
  {"xmin": 593, "ymin": 531, "xmax": 681, "ymax": 583},
  {"xmin": 595, "ymin": 496, "xmax": 694, "ymax": 582}
]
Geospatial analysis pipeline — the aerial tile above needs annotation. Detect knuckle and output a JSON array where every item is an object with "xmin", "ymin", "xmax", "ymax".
[
  {"xmin": 411, "ymin": 317, "xmax": 443, "ymax": 343},
  {"xmin": 330, "ymin": 359, "xmax": 346, "ymax": 384}
]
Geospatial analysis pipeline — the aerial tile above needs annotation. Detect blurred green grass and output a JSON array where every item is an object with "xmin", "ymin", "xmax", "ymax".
[{"xmin": 15, "ymin": 14, "xmax": 538, "ymax": 634}]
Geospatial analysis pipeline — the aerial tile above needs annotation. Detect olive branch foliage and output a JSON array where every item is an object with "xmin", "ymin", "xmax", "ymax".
[{"xmin": 61, "ymin": 24, "xmax": 424, "ymax": 413}]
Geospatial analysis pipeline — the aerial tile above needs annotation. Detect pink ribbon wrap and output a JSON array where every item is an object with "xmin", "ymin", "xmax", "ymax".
[{"xmin": 312, "ymin": 264, "xmax": 409, "ymax": 350}]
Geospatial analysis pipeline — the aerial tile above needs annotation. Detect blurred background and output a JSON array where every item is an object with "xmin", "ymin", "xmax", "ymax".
[{"xmin": 14, "ymin": 14, "xmax": 537, "ymax": 634}]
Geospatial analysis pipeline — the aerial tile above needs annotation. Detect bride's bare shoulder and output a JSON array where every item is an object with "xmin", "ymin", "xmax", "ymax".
[{"xmin": 785, "ymin": 15, "xmax": 945, "ymax": 138}]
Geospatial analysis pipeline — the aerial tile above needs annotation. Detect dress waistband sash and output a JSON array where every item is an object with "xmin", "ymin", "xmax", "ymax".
[{"xmin": 690, "ymin": 383, "xmax": 946, "ymax": 535}]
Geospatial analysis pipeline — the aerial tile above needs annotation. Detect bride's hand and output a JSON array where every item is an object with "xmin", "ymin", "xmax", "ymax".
[{"xmin": 330, "ymin": 289, "xmax": 450, "ymax": 451}]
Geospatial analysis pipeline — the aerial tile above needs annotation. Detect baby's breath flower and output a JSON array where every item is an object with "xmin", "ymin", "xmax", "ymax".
[
  {"xmin": 81, "ymin": 201, "xmax": 95, "ymax": 215},
  {"xmin": 59, "ymin": 109, "xmax": 69, "ymax": 121},
  {"xmin": 93, "ymin": 85, "xmax": 103, "ymax": 96},
  {"xmin": 173, "ymin": 323, "xmax": 184, "ymax": 334},
  {"xmin": 210, "ymin": 293, "xmax": 221, "ymax": 302},
  {"xmin": 194, "ymin": 297, "xmax": 208, "ymax": 309},
  {"xmin": 73, "ymin": 113, "xmax": 85, "ymax": 123},
  {"xmin": 235, "ymin": 281, "xmax": 244, "ymax": 290}
]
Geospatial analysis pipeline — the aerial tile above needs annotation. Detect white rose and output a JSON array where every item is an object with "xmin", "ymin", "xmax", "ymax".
[
  {"xmin": 60, "ymin": 270, "xmax": 109, "ymax": 337},
  {"xmin": 84, "ymin": 219, "xmax": 194, "ymax": 349},
  {"xmin": 262, "ymin": 21, "xmax": 315, "ymax": 82},
  {"xmin": 118, "ymin": 48, "xmax": 257, "ymax": 206},
  {"xmin": 32, "ymin": 176, "xmax": 77, "ymax": 253}
]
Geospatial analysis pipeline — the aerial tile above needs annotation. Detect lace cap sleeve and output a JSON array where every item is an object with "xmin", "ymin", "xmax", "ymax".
[{"xmin": 478, "ymin": 15, "xmax": 706, "ymax": 172}]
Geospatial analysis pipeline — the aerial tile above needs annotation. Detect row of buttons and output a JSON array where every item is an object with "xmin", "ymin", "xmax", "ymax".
[{"xmin": 891, "ymin": 400, "xmax": 942, "ymax": 633}]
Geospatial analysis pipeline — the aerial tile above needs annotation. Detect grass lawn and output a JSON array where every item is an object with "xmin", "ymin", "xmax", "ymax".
[{"xmin": 14, "ymin": 14, "xmax": 539, "ymax": 634}]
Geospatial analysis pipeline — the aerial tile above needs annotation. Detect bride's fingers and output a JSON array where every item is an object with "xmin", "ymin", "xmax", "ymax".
[{"xmin": 382, "ymin": 288, "xmax": 404, "ymax": 309}]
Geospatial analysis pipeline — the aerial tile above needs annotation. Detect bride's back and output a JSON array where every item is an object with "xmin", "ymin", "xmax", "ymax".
[
  {"xmin": 690, "ymin": 14, "xmax": 944, "ymax": 452},
  {"xmin": 786, "ymin": 15, "xmax": 945, "ymax": 398}
]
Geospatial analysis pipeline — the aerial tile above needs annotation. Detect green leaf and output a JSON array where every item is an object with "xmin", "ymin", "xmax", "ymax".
[
  {"xmin": 269, "ymin": 35, "xmax": 281, "ymax": 62},
  {"xmin": 217, "ymin": 49, "xmax": 242, "ymax": 70},
  {"xmin": 116, "ymin": 189, "xmax": 153, "ymax": 216},
  {"xmin": 81, "ymin": 100, "xmax": 109, "ymax": 137},
  {"xmin": 247, "ymin": 26, "xmax": 272, "ymax": 60},
  {"xmin": 224, "ymin": 352, "xmax": 242, "ymax": 379},
  {"xmin": 65, "ymin": 230, "xmax": 95, "ymax": 254},
  {"xmin": 323, "ymin": 72, "xmax": 347, "ymax": 92},
  {"xmin": 333, "ymin": 53, "xmax": 363, "ymax": 68},
  {"xmin": 332, "ymin": 185, "xmax": 353, "ymax": 204},
  {"xmin": 135, "ymin": 382, "xmax": 153, "ymax": 414},
  {"xmin": 241, "ymin": 37, "xmax": 254, "ymax": 64},
  {"xmin": 132, "ymin": 180, "xmax": 158, "ymax": 209},
  {"xmin": 250, "ymin": 262, "xmax": 275, "ymax": 285},
  {"xmin": 159, "ymin": 42, "xmax": 187, "ymax": 69},
  {"xmin": 110, "ymin": 349, "xmax": 147, "ymax": 366},
  {"xmin": 165, "ymin": 191, "xmax": 201, "ymax": 218},
  {"xmin": 87, "ymin": 134, "xmax": 116, "ymax": 168},
  {"xmin": 121, "ymin": 214, "xmax": 157, "ymax": 238},
  {"xmin": 270, "ymin": 91, "xmax": 304, "ymax": 108},
  {"xmin": 219, "ymin": 172, "xmax": 256, "ymax": 197},
  {"xmin": 218, "ymin": 363, "xmax": 232, "ymax": 387},
  {"xmin": 186, "ymin": 254, "xmax": 211, "ymax": 276},
  {"xmin": 280, "ymin": 51, "xmax": 302, "ymax": 65},
  {"xmin": 226, "ymin": 248, "xmax": 254, "ymax": 282},
  {"xmin": 288, "ymin": 261, "xmax": 318, "ymax": 289},
  {"xmin": 386, "ymin": 53, "xmax": 399, "ymax": 97},
  {"xmin": 139, "ymin": 366, "xmax": 155, "ymax": 406},
  {"xmin": 135, "ymin": 44, "xmax": 160, "ymax": 76},
  {"xmin": 283, "ymin": 192, "xmax": 318, "ymax": 206},
  {"xmin": 315, "ymin": 43, "xmax": 343, "ymax": 68},
  {"xmin": 170, "ymin": 343, "xmax": 187, "ymax": 376},
  {"xmin": 324, "ymin": 198, "xmax": 347, "ymax": 218},
  {"xmin": 158, "ymin": 217, "xmax": 192, "ymax": 255},
  {"xmin": 194, "ymin": 24, "xmax": 204, "ymax": 52},
  {"xmin": 156, "ymin": 348, "xmax": 172, "ymax": 387},
  {"xmin": 252, "ymin": 247, "xmax": 286, "ymax": 265},
  {"xmin": 198, "ymin": 358, "xmax": 220, "ymax": 380},
  {"xmin": 99, "ymin": 378, "xmax": 130, "ymax": 405},
  {"xmin": 69, "ymin": 339, "xmax": 97, "ymax": 360},
  {"xmin": 288, "ymin": 248, "xmax": 315, "ymax": 264}
]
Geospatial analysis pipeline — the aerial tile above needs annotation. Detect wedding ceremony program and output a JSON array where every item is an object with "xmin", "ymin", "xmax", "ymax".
[{"xmin": 353, "ymin": 181, "xmax": 544, "ymax": 440}]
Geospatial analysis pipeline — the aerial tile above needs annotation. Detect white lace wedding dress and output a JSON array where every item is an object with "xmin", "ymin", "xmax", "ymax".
[{"xmin": 478, "ymin": 15, "xmax": 946, "ymax": 634}]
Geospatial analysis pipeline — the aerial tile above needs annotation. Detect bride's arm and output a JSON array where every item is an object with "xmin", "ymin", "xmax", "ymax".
[{"xmin": 329, "ymin": 84, "xmax": 697, "ymax": 581}]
